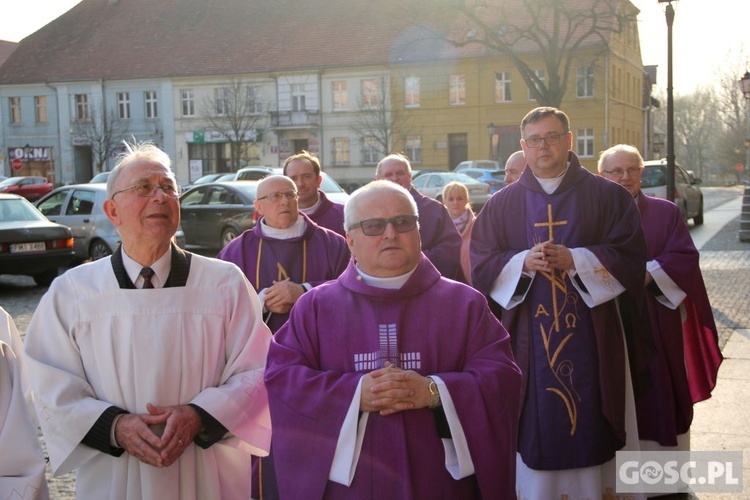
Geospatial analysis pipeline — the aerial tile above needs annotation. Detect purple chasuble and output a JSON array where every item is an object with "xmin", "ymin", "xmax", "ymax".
[
  {"xmin": 308, "ymin": 190, "xmax": 346, "ymax": 236},
  {"xmin": 265, "ymin": 256, "xmax": 522, "ymax": 499},
  {"xmin": 471, "ymin": 153, "xmax": 652, "ymax": 471},
  {"xmin": 409, "ymin": 187, "xmax": 462, "ymax": 279},
  {"xmin": 635, "ymin": 193, "xmax": 722, "ymax": 445},
  {"xmin": 216, "ymin": 212, "xmax": 349, "ymax": 332}
]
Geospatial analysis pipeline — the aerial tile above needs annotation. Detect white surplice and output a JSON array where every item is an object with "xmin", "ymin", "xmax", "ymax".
[
  {"xmin": 0, "ymin": 308, "xmax": 49, "ymax": 499},
  {"xmin": 23, "ymin": 254, "xmax": 272, "ymax": 500}
]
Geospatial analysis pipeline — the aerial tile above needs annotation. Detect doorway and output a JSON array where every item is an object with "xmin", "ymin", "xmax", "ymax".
[{"xmin": 448, "ymin": 133, "xmax": 467, "ymax": 170}]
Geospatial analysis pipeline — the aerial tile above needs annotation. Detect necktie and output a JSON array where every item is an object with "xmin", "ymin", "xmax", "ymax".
[{"xmin": 140, "ymin": 267, "xmax": 155, "ymax": 289}]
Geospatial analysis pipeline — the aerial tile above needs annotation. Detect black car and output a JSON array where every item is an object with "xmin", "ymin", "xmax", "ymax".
[
  {"xmin": 0, "ymin": 193, "xmax": 75, "ymax": 286},
  {"xmin": 179, "ymin": 181, "xmax": 258, "ymax": 249}
]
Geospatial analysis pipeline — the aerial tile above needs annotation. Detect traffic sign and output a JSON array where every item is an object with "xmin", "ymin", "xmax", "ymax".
[{"xmin": 11, "ymin": 158, "xmax": 23, "ymax": 170}]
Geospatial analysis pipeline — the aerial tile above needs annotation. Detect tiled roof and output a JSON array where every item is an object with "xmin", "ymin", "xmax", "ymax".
[
  {"xmin": 0, "ymin": 40, "xmax": 17, "ymax": 66},
  {"xmin": 0, "ymin": 0, "xmax": 618, "ymax": 85}
]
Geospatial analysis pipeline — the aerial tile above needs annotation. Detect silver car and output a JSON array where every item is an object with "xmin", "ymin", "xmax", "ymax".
[
  {"xmin": 412, "ymin": 171, "xmax": 491, "ymax": 211},
  {"xmin": 36, "ymin": 184, "xmax": 122, "ymax": 261},
  {"xmin": 641, "ymin": 160, "xmax": 704, "ymax": 225}
]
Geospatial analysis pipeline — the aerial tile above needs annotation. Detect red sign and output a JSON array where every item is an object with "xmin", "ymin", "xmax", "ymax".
[
  {"xmin": 11, "ymin": 158, "xmax": 23, "ymax": 171},
  {"xmin": 736, "ymin": 163, "xmax": 745, "ymax": 172}
]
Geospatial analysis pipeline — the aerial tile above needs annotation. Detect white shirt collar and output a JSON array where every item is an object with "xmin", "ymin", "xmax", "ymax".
[
  {"xmin": 299, "ymin": 193, "xmax": 322, "ymax": 215},
  {"xmin": 122, "ymin": 247, "xmax": 172, "ymax": 288},
  {"xmin": 261, "ymin": 215, "xmax": 307, "ymax": 239},
  {"xmin": 355, "ymin": 264, "xmax": 418, "ymax": 289},
  {"xmin": 533, "ymin": 162, "xmax": 570, "ymax": 194}
]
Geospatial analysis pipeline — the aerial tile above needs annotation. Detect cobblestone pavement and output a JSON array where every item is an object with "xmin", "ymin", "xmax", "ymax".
[{"xmin": 2, "ymin": 189, "xmax": 748, "ymax": 499}]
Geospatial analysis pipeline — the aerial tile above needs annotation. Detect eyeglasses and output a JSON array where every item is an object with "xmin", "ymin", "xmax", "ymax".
[
  {"xmin": 348, "ymin": 215, "xmax": 418, "ymax": 236},
  {"xmin": 112, "ymin": 181, "xmax": 180, "ymax": 199},
  {"xmin": 523, "ymin": 131, "xmax": 568, "ymax": 148},
  {"xmin": 256, "ymin": 190, "xmax": 299, "ymax": 202},
  {"xmin": 602, "ymin": 167, "xmax": 641, "ymax": 178}
]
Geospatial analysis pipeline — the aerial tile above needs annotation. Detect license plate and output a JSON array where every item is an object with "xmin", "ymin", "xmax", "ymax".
[{"xmin": 10, "ymin": 242, "xmax": 46, "ymax": 253}]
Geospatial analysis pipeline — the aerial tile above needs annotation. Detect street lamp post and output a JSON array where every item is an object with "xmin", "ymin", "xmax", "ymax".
[
  {"xmin": 487, "ymin": 123, "xmax": 496, "ymax": 161},
  {"xmin": 659, "ymin": 0, "xmax": 676, "ymax": 203},
  {"xmin": 739, "ymin": 71, "xmax": 750, "ymax": 184},
  {"xmin": 23, "ymin": 143, "xmax": 32, "ymax": 177}
]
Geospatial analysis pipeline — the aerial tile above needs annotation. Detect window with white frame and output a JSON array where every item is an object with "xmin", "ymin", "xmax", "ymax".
[
  {"xmin": 247, "ymin": 86, "xmax": 262, "ymax": 114},
  {"xmin": 332, "ymin": 81, "xmax": 348, "ymax": 111},
  {"xmin": 361, "ymin": 79, "xmax": 378, "ymax": 109},
  {"xmin": 75, "ymin": 94, "xmax": 90, "ymax": 122},
  {"xmin": 181, "ymin": 89, "xmax": 195, "ymax": 117},
  {"xmin": 331, "ymin": 137, "xmax": 350, "ymax": 165},
  {"xmin": 576, "ymin": 128, "xmax": 595, "ymax": 157},
  {"xmin": 291, "ymin": 83, "xmax": 306, "ymax": 111},
  {"xmin": 528, "ymin": 69, "xmax": 545, "ymax": 100},
  {"xmin": 215, "ymin": 88, "xmax": 229, "ymax": 116},
  {"xmin": 576, "ymin": 65, "xmax": 595, "ymax": 98},
  {"xmin": 34, "ymin": 96, "xmax": 47, "ymax": 123},
  {"xmin": 8, "ymin": 97, "xmax": 21, "ymax": 124},
  {"xmin": 495, "ymin": 72, "xmax": 512, "ymax": 103},
  {"xmin": 449, "ymin": 74, "xmax": 465, "ymax": 105},
  {"xmin": 362, "ymin": 137, "xmax": 379, "ymax": 164},
  {"xmin": 145, "ymin": 91, "xmax": 158, "ymax": 118},
  {"xmin": 405, "ymin": 76, "xmax": 420, "ymax": 108},
  {"xmin": 405, "ymin": 135, "xmax": 422, "ymax": 164},
  {"xmin": 117, "ymin": 92, "xmax": 130, "ymax": 119}
]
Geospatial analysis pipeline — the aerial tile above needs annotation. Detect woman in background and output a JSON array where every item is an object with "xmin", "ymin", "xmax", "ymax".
[{"xmin": 442, "ymin": 181, "xmax": 475, "ymax": 285}]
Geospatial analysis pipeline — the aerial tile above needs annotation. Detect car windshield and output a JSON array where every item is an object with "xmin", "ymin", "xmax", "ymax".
[
  {"xmin": 0, "ymin": 198, "xmax": 48, "ymax": 222},
  {"xmin": 320, "ymin": 174, "xmax": 345, "ymax": 193},
  {"xmin": 230, "ymin": 183, "xmax": 258, "ymax": 199},
  {"xmin": 90, "ymin": 172, "xmax": 110, "ymax": 183},
  {"xmin": 641, "ymin": 166, "xmax": 666, "ymax": 188},
  {"xmin": 0, "ymin": 177, "xmax": 22, "ymax": 186}
]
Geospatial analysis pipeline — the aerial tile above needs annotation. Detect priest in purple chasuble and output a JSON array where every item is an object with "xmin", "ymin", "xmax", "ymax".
[
  {"xmin": 0, "ymin": 308, "xmax": 49, "ymax": 498},
  {"xmin": 283, "ymin": 151, "xmax": 346, "ymax": 236},
  {"xmin": 217, "ymin": 175, "xmax": 349, "ymax": 333},
  {"xmin": 599, "ymin": 145, "xmax": 722, "ymax": 452},
  {"xmin": 376, "ymin": 153, "xmax": 462, "ymax": 279},
  {"xmin": 266, "ymin": 181, "xmax": 522, "ymax": 499},
  {"xmin": 471, "ymin": 107, "xmax": 654, "ymax": 499}
]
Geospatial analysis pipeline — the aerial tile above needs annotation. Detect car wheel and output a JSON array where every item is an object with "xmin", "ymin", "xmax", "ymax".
[
  {"xmin": 221, "ymin": 227, "xmax": 239, "ymax": 248},
  {"xmin": 89, "ymin": 239, "xmax": 113, "ymax": 261},
  {"xmin": 33, "ymin": 268, "xmax": 58, "ymax": 287},
  {"xmin": 693, "ymin": 199, "xmax": 704, "ymax": 226}
]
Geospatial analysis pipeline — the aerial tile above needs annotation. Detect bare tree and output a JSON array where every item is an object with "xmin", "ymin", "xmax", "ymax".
[
  {"xmin": 200, "ymin": 79, "xmax": 269, "ymax": 170},
  {"xmin": 672, "ymin": 88, "xmax": 720, "ymax": 180},
  {"xmin": 352, "ymin": 76, "xmax": 414, "ymax": 159},
  {"xmin": 73, "ymin": 106, "xmax": 129, "ymax": 173},
  {"xmin": 410, "ymin": 0, "xmax": 636, "ymax": 108},
  {"xmin": 714, "ymin": 48, "xmax": 750, "ymax": 176}
]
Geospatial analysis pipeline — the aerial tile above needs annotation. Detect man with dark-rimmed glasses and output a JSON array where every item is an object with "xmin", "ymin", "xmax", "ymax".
[
  {"xmin": 265, "ymin": 180, "xmax": 522, "ymax": 498},
  {"xmin": 471, "ymin": 107, "xmax": 654, "ymax": 498}
]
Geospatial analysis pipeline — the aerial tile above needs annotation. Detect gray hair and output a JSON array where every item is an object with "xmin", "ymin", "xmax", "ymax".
[
  {"xmin": 344, "ymin": 180, "xmax": 418, "ymax": 232},
  {"xmin": 520, "ymin": 106, "xmax": 570, "ymax": 135},
  {"xmin": 597, "ymin": 144, "xmax": 644, "ymax": 173},
  {"xmin": 107, "ymin": 141, "xmax": 173, "ymax": 198},
  {"xmin": 375, "ymin": 153, "xmax": 412, "ymax": 178}
]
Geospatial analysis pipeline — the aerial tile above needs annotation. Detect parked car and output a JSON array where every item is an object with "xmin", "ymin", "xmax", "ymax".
[
  {"xmin": 411, "ymin": 169, "xmax": 442, "ymax": 180},
  {"xmin": 235, "ymin": 167, "xmax": 351, "ymax": 204},
  {"xmin": 455, "ymin": 160, "xmax": 500, "ymax": 172},
  {"xmin": 179, "ymin": 181, "xmax": 258, "ymax": 249},
  {"xmin": 89, "ymin": 171, "xmax": 111, "ymax": 183},
  {"xmin": 459, "ymin": 167, "xmax": 507, "ymax": 193},
  {"xmin": 412, "ymin": 172, "xmax": 491, "ymax": 209},
  {"xmin": 36, "ymin": 184, "xmax": 122, "ymax": 261},
  {"xmin": 0, "ymin": 193, "xmax": 75, "ymax": 286},
  {"xmin": 641, "ymin": 160, "xmax": 704, "ymax": 225},
  {"xmin": 0, "ymin": 176, "xmax": 54, "ymax": 201}
]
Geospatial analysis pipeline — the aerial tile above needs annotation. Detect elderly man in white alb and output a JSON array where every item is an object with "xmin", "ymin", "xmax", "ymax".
[{"xmin": 24, "ymin": 142, "xmax": 272, "ymax": 500}]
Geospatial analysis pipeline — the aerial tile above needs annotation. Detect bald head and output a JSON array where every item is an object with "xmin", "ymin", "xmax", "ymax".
[
  {"xmin": 255, "ymin": 175, "xmax": 299, "ymax": 229},
  {"xmin": 504, "ymin": 151, "xmax": 526, "ymax": 184}
]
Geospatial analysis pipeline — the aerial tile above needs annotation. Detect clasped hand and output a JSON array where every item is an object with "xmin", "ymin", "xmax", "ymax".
[
  {"xmin": 523, "ymin": 238, "xmax": 574, "ymax": 273},
  {"xmin": 114, "ymin": 403, "xmax": 203, "ymax": 467},
  {"xmin": 264, "ymin": 279, "xmax": 305, "ymax": 314},
  {"xmin": 360, "ymin": 362, "xmax": 433, "ymax": 416}
]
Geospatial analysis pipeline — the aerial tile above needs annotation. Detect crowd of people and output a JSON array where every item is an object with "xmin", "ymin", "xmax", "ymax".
[{"xmin": 1, "ymin": 105, "xmax": 722, "ymax": 500}]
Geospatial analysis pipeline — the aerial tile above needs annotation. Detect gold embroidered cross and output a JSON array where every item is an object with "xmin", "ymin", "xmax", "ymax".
[{"xmin": 534, "ymin": 203, "xmax": 568, "ymax": 241}]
